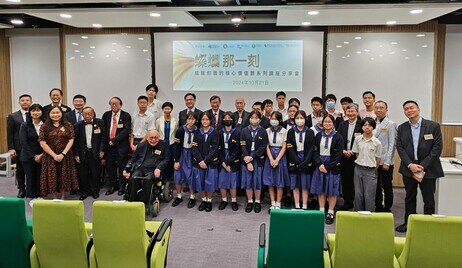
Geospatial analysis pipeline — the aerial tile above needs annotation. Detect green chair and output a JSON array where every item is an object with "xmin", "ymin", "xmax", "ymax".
[
  {"xmin": 90, "ymin": 201, "xmax": 172, "ymax": 268},
  {"xmin": 257, "ymin": 209, "xmax": 331, "ymax": 268},
  {"xmin": 394, "ymin": 214, "xmax": 462, "ymax": 268},
  {"xmin": 0, "ymin": 197, "xmax": 33, "ymax": 268},
  {"xmin": 30, "ymin": 200, "xmax": 92, "ymax": 268},
  {"xmin": 327, "ymin": 211, "xmax": 399, "ymax": 268}
]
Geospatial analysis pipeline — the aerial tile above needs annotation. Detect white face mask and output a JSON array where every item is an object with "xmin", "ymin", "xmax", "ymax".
[
  {"xmin": 295, "ymin": 119, "xmax": 305, "ymax": 127},
  {"xmin": 270, "ymin": 119, "xmax": 279, "ymax": 127},
  {"xmin": 249, "ymin": 118, "xmax": 260, "ymax": 126}
]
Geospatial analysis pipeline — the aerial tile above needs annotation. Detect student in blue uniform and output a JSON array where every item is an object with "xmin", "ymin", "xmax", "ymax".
[
  {"xmin": 192, "ymin": 112, "xmax": 220, "ymax": 212},
  {"xmin": 218, "ymin": 112, "xmax": 241, "ymax": 211},
  {"xmin": 282, "ymin": 104, "xmax": 298, "ymax": 130},
  {"xmin": 311, "ymin": 114, "xmax": 344, "ymax": 225},
  {"xmin": 240, "ymin": 111, "xmax": 269, "ymax": 213},
  {"xmin": 286, "ymin": 110, "xmax": 315, "ymax": 209},
  {"xmin": 172, "ymin": 112, "xmax": 198, "ymax": 208},
  {"xmin": 263, "ymin": 111, "xmax": 290, "ymax": 212}
]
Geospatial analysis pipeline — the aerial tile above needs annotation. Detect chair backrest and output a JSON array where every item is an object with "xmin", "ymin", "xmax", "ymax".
[
  {"xmin": 92, "ymin": 201, "xmax": 149, "ymax": 268},
  {"xmin": 32, "ymin": 200, "xmax": 89, "ymax": 268},
  {"xmin": 398, "ymin": 214, "xmax": 462, "ymax": 268},
  {"xmin": 0, "ymin": 197, "xmax": 33, "ymax": 268},
  {"xmin": 266, "ymin": 209, "xmax": 325, "ymax": 268},
  {"xmin": 332, "ymin": 211, "xmax": 395, "ymax": 268}
]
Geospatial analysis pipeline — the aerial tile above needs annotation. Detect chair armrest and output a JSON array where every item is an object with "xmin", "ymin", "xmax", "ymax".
[
  {"xmin": 323, "ymin": 249, "xmax": 332, "ymax": 268},
  {"xmin": 327, "ymin": 233, "xmax": 335, "ymax": 255},
  {"xmin": 86, "ymin": 235, "xmax": 94, "ymax": 266},
  {"xmin": 26, "ymin": 219, "xmax": 33, "ymax": 234},
  {"xmin": 147, "ymin": 218, "xmax": 173, "ymax": 268},
  {"xmin": 323, "ymin": 233, "xmax": 329, "ymax": 251},
  {"xmin": 394, "ymin": 237, "xmax": 406, "ymax": 258},
  {"xmin": 85, "ymin": 222, "xmax": 93, "ymax": 236},
  {"xmin": 29, "ymin": 244, "xmax": 40, "ymax": 268},
  {"xmin": 257, "ymin": 223, "xmax": 266, "ymax": 268}
]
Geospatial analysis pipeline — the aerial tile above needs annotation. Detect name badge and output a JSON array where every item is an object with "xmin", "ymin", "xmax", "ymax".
[
  {"xmin": 381, "ymin": 128, "xmax": 388, "ymax": 132},
  {"xmin": 117, "ymin": 124, "xmax": 124, "ymax": 128},
  {"xmin": 424, "ymin": 134, "xmax": 434, "ymax": 140},
  {"xmin": 94, "ymin": 128, "xmax": 101, "ymax": 134},
  {"xmin": 238, "ymin": 118, "xmax": 242, "ymax": 124},
  {"xmin": 251, "ymin": 142, "xmax": 255, "ymax": 151},
  {"xmin": 60, "ymin": 126, "xmax": 66, "ymax": 132},
  {"xmin": 354, "ymin": 133, "xmax": 361, "ymax": 137},
  {"xmin": 154, "ymin": 149, "xmax": 161, "ymax": 155}
]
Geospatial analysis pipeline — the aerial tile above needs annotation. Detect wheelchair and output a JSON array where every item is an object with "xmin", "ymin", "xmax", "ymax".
[{"xmin": 123, "ymin": 164, "xmax": 174, "ymax": 217}]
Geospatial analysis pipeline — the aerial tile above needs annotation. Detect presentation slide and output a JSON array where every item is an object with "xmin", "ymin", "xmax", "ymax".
[{"xmin": 172, "ymin": 40, "xmax": 303, "ymax": 92}]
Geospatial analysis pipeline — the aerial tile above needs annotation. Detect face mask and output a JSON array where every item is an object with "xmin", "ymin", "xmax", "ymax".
[
  {"xmin": 223, "ymin": 119, "xmax": 233, "ymax": 127},
  {"xmin": 326, "ymin": 101, "xmax": 335, "ymax": 109},
  {"xmin": 249, "ymin": 118, "xmax": 260, "ymax": 126},
  {"xmin": 270, "ymin": 119, "xmax": 279, "ymax": 127},
  {"xmin": 295, "ymin": 119, "xmax": 305, "ymax": 127}
]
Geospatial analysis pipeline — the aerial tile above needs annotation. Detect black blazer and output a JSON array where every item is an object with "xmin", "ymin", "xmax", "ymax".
[
  {"xmin": 191, "ymin": 128, "xmax": 220, "ymax": 168},
  {"xmin": 178, "ymin": 108, "xmax": 202, "ymax": 128},
  {"xmin": 19, "ymin": 122, "xmax": 42, "ymax": 161},
  {"xmin": 206, "ymin": 109, "xmax": 225, "ymax": 130},
  {"xmin": 218, "ymin": 128, "xmax": 241, "ymax": 172},
  {"xmin": 7, "ymin": 110, "xmax": 25, "ymax": 151},
  {"xmin": 43, "ymin": 104, "xmax": 72, "ymax": 120},
  {"xmin": 396, "ymin": 118, "xmax": 444, "ymax": 179},
  {"xmin": 337, "ymin": 119, "xmax": 363, "ymax": 151},
  {"xmin": 127, "ymin": 140, "xmax": 170, "ymax": 173},
  {"xmin": 232, "ymin": 110, "xmax": 250, "ymax": 129},
  {"xmin": 173, "ymin": 126, "xmax": 198, "ymax": 162},
  {"xmin": 286, "ymin": 127, "xmax": 315, "ymax": 174},
  {"xmin": 305, "ymin": 114, "xmax": 314, "ymax": 129},
  {"xmin": 282, "ymin": 119, "xmax": 296, "ymax": 130},
  {"xmin": 313, "ymin": 132, "xmax": 343, "ymax": 173},
  {"xmin": 74, "ymin": 119, "xmax": 106, "ymax": 161},
  {"xmin": 240, "ymin": 126, "xmax": 268, "ymax": 166},
  {"xmin": 260, "ymin": 116, "xmax": 271, "ymax": 129},
  {"xmin": 101, "ymin": 110, "xmax": 131, "ymax": 157}
]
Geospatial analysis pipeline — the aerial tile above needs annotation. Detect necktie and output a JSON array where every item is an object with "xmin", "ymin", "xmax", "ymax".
[
  {"xmin": 273, "ymin": 129, "xmax": 277, "ymax": 144},
  {"xmin": 110, "ymin": 113, "xmax": 117, "ymax": 140},
  {"xmin": 299, "ymin": 132, "xmax": 303, "ymax": 143},
  {"xmin": 77, "ymin": 112, "xmax": 82, "ymax": 122},
  {"xmin": 187, "ymin": 131, "xmax": 192, "ymax": 144},
  {"xmin": 214, "ymin": 112, "xmax": 218, "ymax": 127},
  {"xmin": 23, "ymin": 112, "xmax": 28, "ymax": 122}
]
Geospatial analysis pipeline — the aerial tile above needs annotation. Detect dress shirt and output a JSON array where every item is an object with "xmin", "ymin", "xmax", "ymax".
[
  {"xmin": 352, "ymin": 134, "xmax": 382, "ymax": 167},
  {"xmin": 131, "ymin": 111, "xmax": 155, "ymax": 139},
  {"xmin": 410, "ymin": 117, "xmax": 422, "ymax": 161},
  {"xmin": 347, "ymin": 119, "xmax": 357, "ymax": 148},
  {"xmin": 85, "ymin": 122, "xmax": 93, "ymax": 148}
]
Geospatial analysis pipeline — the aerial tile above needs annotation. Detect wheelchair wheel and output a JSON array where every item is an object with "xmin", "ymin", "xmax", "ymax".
[
  {"xmin": 151, "ymin": 200, "xmax": 160, "ymax": 217},
  {"xmin": 163, "ymin": 181, "xmax": 174, "ymax": 203}
]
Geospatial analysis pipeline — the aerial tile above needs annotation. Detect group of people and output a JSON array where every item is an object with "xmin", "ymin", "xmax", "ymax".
[{"xmin": 7, "ymin": 85, "xmax": 443, "ymax": 229}]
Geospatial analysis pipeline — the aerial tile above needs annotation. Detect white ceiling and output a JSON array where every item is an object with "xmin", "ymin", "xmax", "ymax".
[
  {"xmin": 0, "ymin": 0, "xmax": 169, "ymax": 4},
  {"xmin": 26, "ymin": 10, "xmax": 203, "ymax": 28},
  {"xmin": 277, "ymin": 5, "xmax": 462, "ymax": 26}
]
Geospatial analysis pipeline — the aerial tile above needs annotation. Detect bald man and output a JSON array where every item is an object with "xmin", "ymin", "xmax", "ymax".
[
  {"xmin": 232, "ymin": 97, "xmax": 250, "ymax": 129},
  {"xmin": 123, "ymin": 130, "xmax": 171, "ymax": 203}
]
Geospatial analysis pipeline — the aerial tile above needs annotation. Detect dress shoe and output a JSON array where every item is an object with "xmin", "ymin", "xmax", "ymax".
[
  {"xmin": 79, "ymin": 194, "xmax": 88, "ymax": 200},
  {"xmin": 117, "ymin": 188, "xmax": 125, "ymax": 196},
  {"xmin": 17, "ymin": 189, "xmax": 26, "ymax": 198},
  {"xmin": 231, "ymin": 202, "xmax": 238, "ymax": 211},
  {"xmin": 198, "ymin": 201, "xmax": 207, "ymax": 211},
  {"xmin": 172, "ymin": 197, "xmax": 183, "ymax": 207},
  {"xmin": 105, "ymin": 187, "xmax": 117, "ymax": 195},
  {"xmin": 205, "ymin": 202, "xmax": 213, "ymax": 212},
  {"xmin": 187, "ymin": 198, "xmax": 196, "ymax": 208},
  {"xmin": 395, "ymin": 223, "xmax": 407, "ymax": 233},
  {"xmin": 218, "ymin": 201, "xmax": 228, "ymax": 210},
  {"xmin": 245, "ymin": 203, "xmax": 254, "ymax": 213},
  {"xmin": 92, "ymin": 193, "xmax": 100, "ymax": 199},
  {"xmin": 254, "ymin": 202, "xmax": 262, "ymax": 213},
  {"xmin": 325, "ymin": 213, "xmax": 335, "ymax": 225}
]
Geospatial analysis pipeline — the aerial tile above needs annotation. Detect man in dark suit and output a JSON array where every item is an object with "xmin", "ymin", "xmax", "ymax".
[
  {"xmin": 206, "ymin": 95, "xmax": 225, "ymax": 130},
  {"xmin": 43, "ymin": 88, "xmax": 71, "ymax": 119},
  {"xmin": 7, "ymin": 94, "xmax": 32, "ymax": 198},
  {"xmin": 252, "ymin": 102, "xmax": 271, "ymax": 129},
  {"xmin": 178, "ymin": 93, "xmax": 202, "ymax": 127},
  {"xmin": 74, "ymin": 106, "xmax": 106, "ymax": 200},
  {"xmin": 337, "ymin": 103, "xmax": 363, "ymax": 210},
  {"xmin": 65, "ymin": 94, "xmax": 87, "ymax": 126},
  {"xmin": 102, "ymin": 97, "xmax": 131, "ymax": 196},
  {"xmin": 395, "ymin": 100, "xmax": 443, "ymax": 233},
  {"xmin": 232, "ymin": 97, "xmax": 250, "ymax": 129}
]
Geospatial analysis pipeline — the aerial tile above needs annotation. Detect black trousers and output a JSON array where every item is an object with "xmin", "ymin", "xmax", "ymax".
[
  {"xmin": 375, "ymin": 165, "xmax": 394, "ymax": 210},
  {"xmin": 340, "ymin": 158, "xmax": 355, "ymax": 206},
  {"xmin": 128, "ymin": 169, "xmax": 154, "ymax": 204},
  {"xmin": 105, "ymin": 147, "xmax": 128, "ymax": 189},
  {"xmin": 403, "ymin": 176, "xmax": 436, "ymax": 223},
  {"xmin": 14, "ymin": 150, "xmax": 25, "ymax": 190},
  {"xmin": 79, "ymin": 149, "xmax": 101, "ymax": 195},
  {"xmin": 22, "ymin": 159, "xmax": 41, "ymax": 198}
]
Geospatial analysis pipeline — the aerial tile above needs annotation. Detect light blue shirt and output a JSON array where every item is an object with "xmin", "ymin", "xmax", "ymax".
[{"xmin": 409, "ymin": 117, "xmax": 422, "ymax": 161}]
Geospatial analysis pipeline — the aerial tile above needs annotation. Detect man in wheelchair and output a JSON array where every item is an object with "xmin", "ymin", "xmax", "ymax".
[{"xmin": 122, "ymin": 130, "xmax": 171, "ymax": 203}]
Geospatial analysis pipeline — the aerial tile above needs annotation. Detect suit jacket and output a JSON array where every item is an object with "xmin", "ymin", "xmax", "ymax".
[
  {"xmin": 65, "ymin": 109, "xmax": 81, "ymax": 126},
  {"xmin": 396, "ymin": 118, "xmax": 443, "ymax": 179},
  {"xmin": 218, "ymin": 128, "xmax": 241, "ymax": 171},
  {"xmin": 74, "ymin": 118, "xmax": 106, "ymax": 162},
  {"xmin": 19, "ymin": 122, "xmax": 42, "ymax": 161},
  {"xmin": 286, "ymin": 127, "xmax": 315, "ymax": 173},
  {"xmin": 232, "ymin": 110, "xmax": 250, "ymax": 129},
  {"xmin": 178, "ymin": 108, "xmax": 202, "ymax": 128},
  {"xmin": 240, "ymin": 126, "xmax": 269, "ymax": 166},
  {"xmin": 43, "ymin": 104, "xmax": 72, "ymax": 120},
  {"xmin": 191, "ymin": 128, "xmax": 220, "ymax": 168},
  {"xmin": 102, "ymin": 110, "xmax": 131, "ymax": 157},
  {"xmin": 313, "ymin": 132, "xmax": 344, "ymax": 173},
  {"xmin": 206, "ymin": 109, "xmax": 225, "ymax": 130},
  {"xmin": 127, "ymin": 140, "xmax": 170, "ymax": 173},
  {"xmin": 305, "ymin": 114, "xmax": 314, "ymax": 129},
  {"xmin": 374, "ymin": 117, "xmax": 397, "ymax": 166},
  {"xmin": 155, "ymin": 116, "xmax": 179, "ymax": 145},
  {"xmin": 338, "ymin": 119, "xmax": 363, "ymax": 151},
  {"xmin": 173, "ymin": 126, "xmax": 198, "ymax": 162},
  {"xmin": 7, "ymin": 110, "xmax": 25, "ymax": 151},
  {"xmin": 260, "ymin": 116, "xmax": 271, "ymax": 129}
]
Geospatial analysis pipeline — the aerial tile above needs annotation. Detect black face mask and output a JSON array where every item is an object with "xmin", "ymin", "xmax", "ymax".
[{"xmin": 223, "ymin": 119, "xmax": 233, "ymax": 127}]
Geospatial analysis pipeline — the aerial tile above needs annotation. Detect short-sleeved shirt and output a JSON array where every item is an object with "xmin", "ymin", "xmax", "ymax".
[
  {"xmin": 359, "ymin": 109, "xmax": 377, "ymax": 120},
  {"xmin": 352, "ymin": 134, "xmax": 382, "ymax": 167},
  {"xmin": 266, "ymin": 127, "xmax": 287, "ymax": 147},
  {"xmin": 131, "ymin": 111, "xmax": 155, "ymax": 139}
]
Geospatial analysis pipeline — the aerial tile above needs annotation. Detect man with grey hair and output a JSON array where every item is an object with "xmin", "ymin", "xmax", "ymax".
[
  {"xmin": 337, "ymin": 102, "xmax": 363, "ymax": 210},
  {"xmin": 232, "ymin": 97, "xmax": 250, "ymax": 129}
]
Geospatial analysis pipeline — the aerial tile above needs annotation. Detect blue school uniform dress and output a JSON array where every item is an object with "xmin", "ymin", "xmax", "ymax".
[
  {"xmin": 218, "ymin": 127, "xmax": 241, "ymax": 189},
  {"xmin": 263, "ymin": 126, "xmax": 290, "ymax": 187},
  {"xmin": 311, "ymin": 131, "xmax": 344, "ymax": 196},
  {"xmin": 191, "ymin": 127, "xmax": 219, "ymax": 192},
  {"xmin": 240, "ymin": 125, "xmax": 268, "ymax": 190},
  {"xmin": 173, "ymin": 125, "xmax": 197, "ymax": 185},
  {"xmin": 286, "ymin": 126, "xmax": 315, "ymax": 190}
]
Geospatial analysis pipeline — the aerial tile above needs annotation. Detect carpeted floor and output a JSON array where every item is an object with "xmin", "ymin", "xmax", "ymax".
[{"xmin": 0, "ymin": 175, "xmax": 406, "ymax": 268}]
